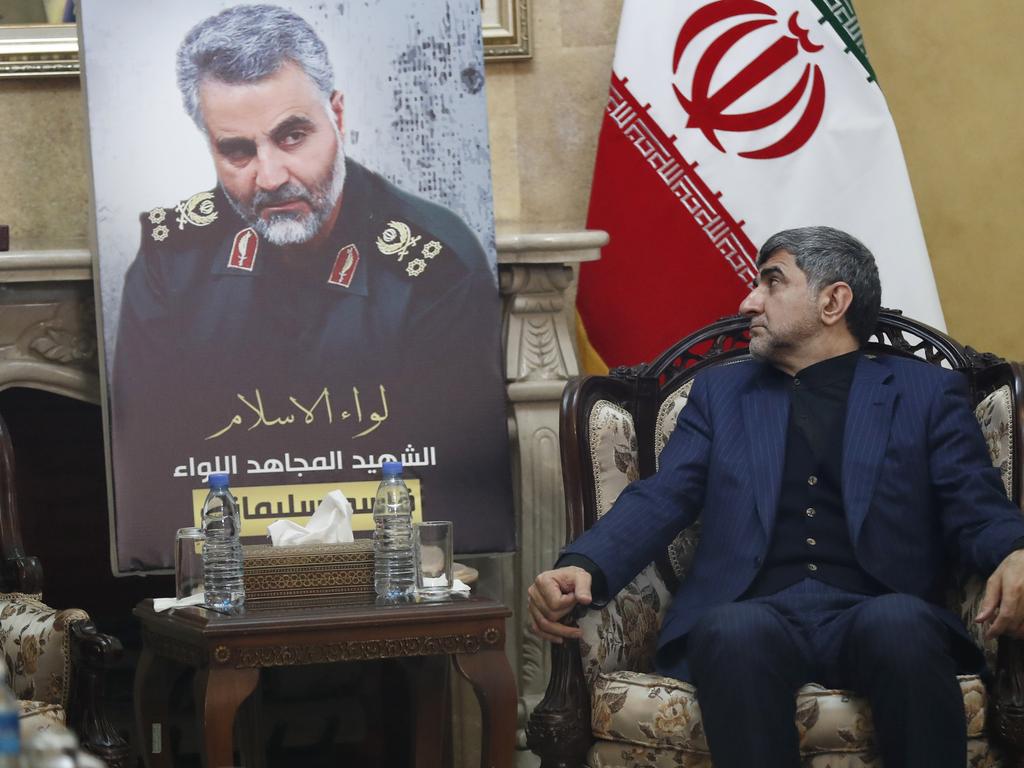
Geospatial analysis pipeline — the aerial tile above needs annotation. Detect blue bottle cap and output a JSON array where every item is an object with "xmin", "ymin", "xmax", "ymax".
[
  {"xmin": 381, "ymin": 461, "xmax": 403, "ymax": 476},
  {"xmin": 208, "ymin": 472, "xmax": 230, "ymax": 487}
]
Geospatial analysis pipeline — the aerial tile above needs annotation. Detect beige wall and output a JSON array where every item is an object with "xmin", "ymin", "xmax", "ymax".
[
  {"xmin": 2, "ymin": 0, "xmax": 1020, "ymax": 358},
  {"xmin": 856, "ymin": 1, "xmax": 1024, "ymax": 360}
]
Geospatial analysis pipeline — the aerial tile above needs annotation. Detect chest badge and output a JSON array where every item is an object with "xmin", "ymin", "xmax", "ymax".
[
  {"xmin": 328, "ymin": 244, "xmax": 360, "ymax": 288},
  {"xmin": 228, "ymin": 228, "xmax": 258, "ymax": 271}
]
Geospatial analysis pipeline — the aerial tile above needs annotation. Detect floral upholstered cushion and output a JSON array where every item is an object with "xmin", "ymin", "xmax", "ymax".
[
  {"xmin": 948, "ymin": 384, "xmax": 1018, "ymax": 669},
  {"xmin": 0, "ymin": 593, "xmax": 88, "ymax": 709},
  {"xmin": 585, "ymin": 736, "xmax": 1000, "ymax": 768},
  {"xmin": 589, "ymin": 400, "xmax": 639, "ymax": 518},
  {"xmin": 975, "ymin": 385, "xmax": 1014, "ymax": 498},
  {"xmin": 590, "ymin": 670, "xmax": 989, "ymax": 759},
  {"xmin": 17, "ymin": 699, "xmax": 65, "ymax": 739},
  {"xmin": 578, "ymin": 565, "xmax": 672, "ymax": 686}
]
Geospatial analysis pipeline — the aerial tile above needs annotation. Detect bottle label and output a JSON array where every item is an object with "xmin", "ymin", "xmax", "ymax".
[{"xmin": 0, "ymin": 711, "xmax": 18, "ymax": 754}]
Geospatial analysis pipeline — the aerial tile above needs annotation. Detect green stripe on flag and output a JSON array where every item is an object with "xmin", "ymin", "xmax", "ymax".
[{"xmin": 810, "ymin": 0, "xmax": 876, "ymax": 83}]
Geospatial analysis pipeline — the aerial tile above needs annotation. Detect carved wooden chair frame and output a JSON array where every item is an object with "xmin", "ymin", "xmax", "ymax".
[
  {"xmin": 526, "ymin": 310, "xmax": 1024, "ymax": 767},
  {"xmin": 0, "ymin": 413, "xmax": 132, "ymax": 768}
]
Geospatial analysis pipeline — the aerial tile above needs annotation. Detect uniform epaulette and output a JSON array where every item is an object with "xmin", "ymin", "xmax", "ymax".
[
  {"xmin": 142, "ymin": 190, "xmax": 223, "ymax": 246},
  {"xmin": 374, "ymin": 218, "xmax": 448, "ymax": 280}
]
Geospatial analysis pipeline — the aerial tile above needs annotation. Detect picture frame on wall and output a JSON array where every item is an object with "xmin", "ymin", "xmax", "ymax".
[{"xmin": 0, "ymin": 0, "xmax": 530, "ymax": 78}]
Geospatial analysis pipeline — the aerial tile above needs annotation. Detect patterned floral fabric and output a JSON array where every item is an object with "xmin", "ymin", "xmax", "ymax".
[
  {"xmin": 578, "ymin": 565, "xmax": 672, "ymax": 687},
  {"xmin": 975, "ymin": 385, "xmax": 1014, "ymax": 498},
  {"xmin": 585, "ymin": 737, "xmax": 1000, "ymax": 768},
  {"xmin": 0, "ymin": 593, "xmax": 88, "ymax": 710},
  {"xmin": 590, "ymin": 670, "xmax": 989, "ymax": 757},
  {"xmin": 17, "ymin": 699, "xmax": 65, "ymax": 739},
  {"xmin": 589, "ymin": 400, "xmax": 639, "ymax": 518}
]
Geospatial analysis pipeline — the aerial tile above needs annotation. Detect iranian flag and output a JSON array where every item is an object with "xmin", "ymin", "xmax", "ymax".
[{"xmin": 579, "ymin": 0, "xmax": 944, "ymax": 371}]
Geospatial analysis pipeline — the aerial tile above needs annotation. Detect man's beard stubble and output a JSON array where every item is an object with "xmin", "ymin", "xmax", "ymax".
[{"xmin": 222, "ymin": 144, "xmax": 347, "ymax": 247}]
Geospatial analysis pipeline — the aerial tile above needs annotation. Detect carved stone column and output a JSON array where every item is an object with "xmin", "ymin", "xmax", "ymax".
[
  {"xmin": 496, "ymin": 229, "xmax": 605, "ymax": 766},
  {"xmin": 0, "ymin": 244, "xmax": 99, "ymax": 403}
]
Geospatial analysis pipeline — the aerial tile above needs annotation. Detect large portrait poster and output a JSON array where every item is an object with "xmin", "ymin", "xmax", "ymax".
[{"xmin": 79, "ymin": 0, "xmax": 513, "ymax": 572}]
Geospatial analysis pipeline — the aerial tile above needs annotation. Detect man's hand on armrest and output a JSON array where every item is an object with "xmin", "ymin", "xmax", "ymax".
[{"xmin": 527, "ymin": 567, "xmax": 593, "ymax": 644}]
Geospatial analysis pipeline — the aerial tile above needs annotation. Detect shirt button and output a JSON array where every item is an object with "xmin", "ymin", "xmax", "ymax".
[
  {"xmin": 807, "ymin": 475, "xmax": 818, "ymax": 486},
  {"xmin": 807, "ymin": 563, "xmax": 818, "ymax": 572},
  {"xmin": 806, "ymin": 507, "xmax": 816, "ymax": 518},
  {"xmin": 806, "ymin": 537, "xmax": 817, "ymax": 546},
  {"xmin": 794, "ymin": 378, "xmax": 801, "ymax": 386}
]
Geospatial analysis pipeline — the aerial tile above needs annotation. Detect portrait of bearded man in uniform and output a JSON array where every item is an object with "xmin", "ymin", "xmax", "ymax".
[{"xmin": 109, "ymin": 3, "xmax": 511, "ymax": 569}]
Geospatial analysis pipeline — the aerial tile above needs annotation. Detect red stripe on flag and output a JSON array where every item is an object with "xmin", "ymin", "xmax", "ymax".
[{"xmin": 581, "ymin": 74, "xmax": 758, "ymax": 368}]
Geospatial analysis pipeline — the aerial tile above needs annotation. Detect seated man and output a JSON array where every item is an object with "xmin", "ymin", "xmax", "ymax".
[{"xmin": 529, "ymin": 226, "xmax": 1024, "ymax": 768}]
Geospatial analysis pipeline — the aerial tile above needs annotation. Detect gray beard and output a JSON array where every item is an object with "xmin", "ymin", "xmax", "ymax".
[{"xmin": 223, "ymin": 148, "xmax": 347, "ymax": 246}]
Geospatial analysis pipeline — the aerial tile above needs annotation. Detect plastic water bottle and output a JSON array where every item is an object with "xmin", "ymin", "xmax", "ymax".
[
  {"xmin": 373, "ymin": 461, "xmax": 415, "ymax": 602},
  {"xmin": 201, "ymin": 472, "xmax": 245, "ymax": 614},
  {"xmin": 0, "ymin": 659, "xmax": 18, "ymax": 767}
]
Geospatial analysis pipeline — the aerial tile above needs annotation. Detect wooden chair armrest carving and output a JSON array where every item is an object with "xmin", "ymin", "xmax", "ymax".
[
  {"xmin": 525, "ymin": 607, "xmax": 592, "ymax": 768},
  {"xmin": 68, "ymin": 620, "xmax": 132, "ymax": 768}
]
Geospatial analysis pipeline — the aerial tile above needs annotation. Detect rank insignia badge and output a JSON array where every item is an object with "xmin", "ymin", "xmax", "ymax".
[
  {"xmin": 176, "ymin": 191, "xmax": 219, "ymax": 230},
  {"xmin": 328, "ymin": 244, "xmax": 360, "ymax": 288},
  {"xmin": 376, "ymin": 220, "xmax": 421, "ymax": 260},
  {"xmin": 228, "ymin": 228, "xmax": 258, "ymax": 271}
]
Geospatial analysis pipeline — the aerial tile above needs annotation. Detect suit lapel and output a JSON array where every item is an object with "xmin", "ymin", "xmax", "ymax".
[
  {"xmin": 742, "ymin": 370, "xmax": 790, "ymax": 536},
  {"xmin": 842, "ymin": 356, "xmax": 897, "ymax": 545}
]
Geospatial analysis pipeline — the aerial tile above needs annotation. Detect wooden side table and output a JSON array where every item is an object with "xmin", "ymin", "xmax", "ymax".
[{"xmin": 133, "ymin": 597, "xmax": 515, "ymax": 768}]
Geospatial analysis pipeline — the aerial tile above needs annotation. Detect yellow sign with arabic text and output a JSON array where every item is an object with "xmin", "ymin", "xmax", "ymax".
[{"xmin": 191, "ymin": 480, "xmax": 423, "ymax": 538}]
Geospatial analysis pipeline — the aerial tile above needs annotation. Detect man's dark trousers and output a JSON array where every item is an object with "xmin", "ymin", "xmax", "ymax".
[{"xmin": 660, "ymin": 578, "xmax": 967, "ymax": 767}]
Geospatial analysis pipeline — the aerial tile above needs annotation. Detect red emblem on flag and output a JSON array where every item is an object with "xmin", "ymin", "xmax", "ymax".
[
  {"xmin": 671, "ymin": 0, "xmax": 826, "ymax": 159},
  {"xmin": 228, "ymin": 228, "xmax": 258, "ymax": 271},
  {"xmin": 328, "ymin": 244, "xmax": 360, "ymax": 288}
]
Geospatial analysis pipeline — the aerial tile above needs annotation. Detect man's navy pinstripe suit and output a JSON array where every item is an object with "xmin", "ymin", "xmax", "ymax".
[{"xmin": 564, "ymin": 352, "xmax": 1024, "ymax": 765}]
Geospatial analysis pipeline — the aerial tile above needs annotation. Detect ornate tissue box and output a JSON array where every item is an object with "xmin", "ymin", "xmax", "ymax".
[{"xmin": 242, "ymin": 540, "xmax": 375, "ymax": 609}]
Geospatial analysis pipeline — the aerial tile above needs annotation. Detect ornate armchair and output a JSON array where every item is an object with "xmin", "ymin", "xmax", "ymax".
[
  {"xmin": 0, "ymin": 413, "xmax": 131, "ymax": 768},
  {"xmin": 527, "ymin": 311, "xmax": 1024, "ymax": 767}
]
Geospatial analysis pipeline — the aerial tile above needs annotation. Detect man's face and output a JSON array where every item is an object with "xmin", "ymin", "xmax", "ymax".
[
  {"xmin": 198, "ymin": 61, "xmax": 346, "ymax": 246},
  {"xmin": 739, "ymin": 249, "xmax": 822, "ymax": 364}
]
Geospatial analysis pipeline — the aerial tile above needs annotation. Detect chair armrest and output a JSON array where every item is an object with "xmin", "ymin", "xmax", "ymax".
[
  {"xmin": 67, "ymin": 620, "xmax": 132, "ymax": 768},
  {"xmin": 578, "ymin": 563, "xmax": 672, "ymax": 685},
  {"xmin": 526, "ymin": 606, "xmax": 593, "ymax": 768}
]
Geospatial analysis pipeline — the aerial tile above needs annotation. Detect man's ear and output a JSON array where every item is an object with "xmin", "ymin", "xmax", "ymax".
[
  {"xmin": 329, "ymin": 90, "xmax": 344, "ymax": 134},
  {"xmin": 819, "ymin": 282, "xmax": 853, "ymax": 328}
]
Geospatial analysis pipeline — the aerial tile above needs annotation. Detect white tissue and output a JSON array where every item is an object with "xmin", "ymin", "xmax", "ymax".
[
  {"xmin": 153, "ymin": 593, "xmax": 205, "ymax": 612},
  {"xmin": 267, "ymin": 490, "xmax": 354, "ymax": 546}
]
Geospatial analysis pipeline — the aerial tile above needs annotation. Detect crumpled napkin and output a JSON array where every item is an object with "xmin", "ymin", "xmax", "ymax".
[
  {"xmin": 267, "ymin": 490, "xmax": 354, "ymax": 545},
  {"xmin": 421, "ymin": 577, "xmax": 472, "ymax": 593},
  {"xmin": 154, "ymin": 593, "xmax": 205, "ymax": 612}
]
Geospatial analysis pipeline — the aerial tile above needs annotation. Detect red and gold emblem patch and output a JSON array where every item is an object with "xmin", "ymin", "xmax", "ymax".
[
  {"xmin": 228, "ymin": 228, "xmax": 258, "ymax": 271},
  {"xmin": 328, "ymin": 244, "xmax": 360, "ymax": 288}
]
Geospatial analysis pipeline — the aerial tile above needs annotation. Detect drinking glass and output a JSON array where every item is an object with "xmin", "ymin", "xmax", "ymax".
[
  {"xmin": 174, "ymin": 527, "xmax": 205, "ymax": 599},
  {"xmin": 415, "ymin": 521, "xmax": 453, "ymax": 601}
]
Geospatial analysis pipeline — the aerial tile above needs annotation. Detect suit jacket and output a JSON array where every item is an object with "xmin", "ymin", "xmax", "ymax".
[{"xmin": 565, "ymin": 353, "xmax": 1024, "ymax": 659}]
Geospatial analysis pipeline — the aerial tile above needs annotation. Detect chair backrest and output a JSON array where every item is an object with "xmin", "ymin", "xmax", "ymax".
[{"xmin": 560, "ymin": 311, "xmax": 1023, "ymax": 591}]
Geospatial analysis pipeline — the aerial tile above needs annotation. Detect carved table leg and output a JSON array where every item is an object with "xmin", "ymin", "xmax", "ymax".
[
  {"xmin": 194, "ymin": 666, "xmax": 260, "ymax": 768},
  {"xmin": 134, "ymin": 646, "xmax": 178, "ymax": 768},
  {"xmin": 452, "ymin": 648, "xmax": 516, "ymax": 768},
  {"xmin": 408, "ymin": 656, "xmax": 450, "ymax": 767}
]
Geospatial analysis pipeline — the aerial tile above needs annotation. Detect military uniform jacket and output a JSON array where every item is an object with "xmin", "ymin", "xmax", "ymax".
[{"xmin": 112, "ymin": 159, "xmax": 512, "ymax": 569}]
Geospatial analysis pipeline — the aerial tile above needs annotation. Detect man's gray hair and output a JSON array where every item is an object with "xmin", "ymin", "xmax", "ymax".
[
  {"xmin": 757, "ymin": 226, "xmax": 882, "ymax": 345},
  {"xmin": 176, "ymin": 4, "xmax": 334, "ymax": 129}
]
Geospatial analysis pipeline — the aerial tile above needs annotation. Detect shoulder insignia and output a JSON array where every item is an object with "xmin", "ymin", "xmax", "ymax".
[
  {"xmin": 228, "ymin": 228, "xmax": 258, "ymax": 271},
  {"xmin": 405, "ymin": 258, "xmax": 427, "ymax": 277},
  {"xmin": 421, "ymin": 240, "xmax": 442, "ymax": 259},
  {"xmin": 376, "ymin": 220, "xmax": 421, "ymax": 260},
  {"xmin": 148, "ymin": 207, "xmax": 166, "ymax": 225},
  {"xmin": 176, "ymin": 191, "xmax": 219, "ymax": 230},
  {"xmin": 151, "ymin": 225, "xmax": 169, "ymax": 242}
]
